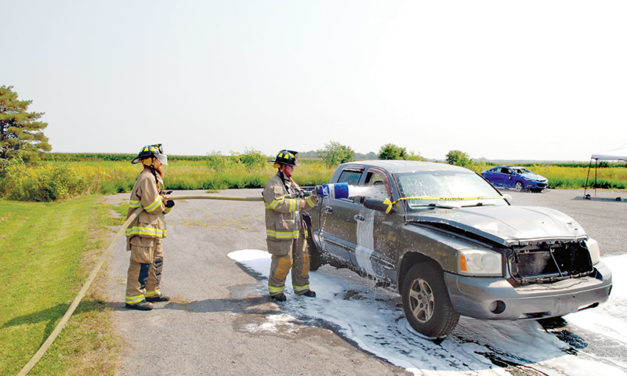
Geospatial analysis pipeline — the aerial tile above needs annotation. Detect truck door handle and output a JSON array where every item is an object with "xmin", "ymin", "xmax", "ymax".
[
  {"xmin": 354, "ymin": 214, "xmax": 365, "ymax": 222},
  {"xmin": 324, "ymin": 206, "xmax": 333, "ymax": 213}
]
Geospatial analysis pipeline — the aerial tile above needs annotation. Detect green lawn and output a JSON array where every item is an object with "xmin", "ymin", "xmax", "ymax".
[{"xmin": 0, "ymin": 196, "xmax": 119, "ymax": 375}]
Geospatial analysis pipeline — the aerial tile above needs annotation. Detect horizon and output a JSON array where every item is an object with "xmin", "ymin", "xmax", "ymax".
[{"xmin": 42, "ymin": 150, "xmax": 617, "ymax": 164}]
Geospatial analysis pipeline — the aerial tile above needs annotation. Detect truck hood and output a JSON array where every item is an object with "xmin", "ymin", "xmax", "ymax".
[{"xmin": 407, "ymin": 206, "xmax": 586, "ymax": 246}]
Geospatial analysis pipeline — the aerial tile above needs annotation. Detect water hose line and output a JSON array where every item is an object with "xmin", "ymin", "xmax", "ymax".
[{"xmin": 17, "ymin": 194, "xmax": 263, "ymax": 376}]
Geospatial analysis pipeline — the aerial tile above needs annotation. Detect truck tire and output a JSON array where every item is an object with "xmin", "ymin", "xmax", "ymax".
[{"xmin": 401, "ymin": 262, "xmax": 459, "ymax": 339}]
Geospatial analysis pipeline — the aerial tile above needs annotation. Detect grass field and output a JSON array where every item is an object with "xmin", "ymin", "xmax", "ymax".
[{"xmin": 0, "ymin": 196, "xmax": 119, "ymax": 375}]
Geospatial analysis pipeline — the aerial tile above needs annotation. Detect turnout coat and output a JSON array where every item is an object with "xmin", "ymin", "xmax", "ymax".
[
  {"xmin": 126, "ymin": 169, "xmax": 171, "ymax": 248},
  {"xmin": 263, "ymin": 172, "xmax": 316, "ymax": 254}
]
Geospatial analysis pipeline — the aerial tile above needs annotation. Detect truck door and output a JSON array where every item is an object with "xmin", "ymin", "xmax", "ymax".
[
  {"xmin": 318, "ymin": 167, "xmax": 363, "ymax": 264},
  {"xmin": 353, "ymin": 168, "xmax": 397, "ymax": 280}
]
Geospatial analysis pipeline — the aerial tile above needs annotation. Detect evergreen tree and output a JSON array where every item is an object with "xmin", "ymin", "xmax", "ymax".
[{"xmin": 0, "ymin": 85, "xmax": 51, "ymax": 160}]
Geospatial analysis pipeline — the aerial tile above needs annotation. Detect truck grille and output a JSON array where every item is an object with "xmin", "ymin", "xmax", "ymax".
[{"xmin": 508, "ymin": 241, "xmax": 594, "ymax": 284}]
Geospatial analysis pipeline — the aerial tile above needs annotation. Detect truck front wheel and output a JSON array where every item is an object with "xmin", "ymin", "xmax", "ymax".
[{"xmin": 401, "ymin": 262, "xmax": 459, "ymax": 339}]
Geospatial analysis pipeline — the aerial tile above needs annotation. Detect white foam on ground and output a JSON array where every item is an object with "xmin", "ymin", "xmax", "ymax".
[
  {"xmin": 242, "ymin": 313, "xmax": 298, "ymax": 334},
  {"xmin": 228, "ymin": 250, "xmax": 627, "ymax": 375}
]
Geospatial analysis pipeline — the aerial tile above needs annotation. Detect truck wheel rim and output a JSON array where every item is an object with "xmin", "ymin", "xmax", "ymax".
[{"xmin": 408, "ymin": 278, "xmax": 434, "ymax": 323}]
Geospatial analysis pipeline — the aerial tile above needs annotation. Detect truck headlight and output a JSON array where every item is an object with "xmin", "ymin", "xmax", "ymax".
[
  {"xmin": 459, "ymin": 249, "xmax": 503, "ymax": 277},
  {"xmin": 585, "ymin": 238, "xmax": 601, "ymax": 265}
]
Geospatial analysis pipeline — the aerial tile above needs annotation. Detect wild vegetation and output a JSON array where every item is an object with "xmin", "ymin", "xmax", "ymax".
[
  {"xmin": 0, "ymin": 152, "xmax": 336, "ymax": 201},
  {"xmin": 0, "ymin": 149, "xmax": 624, "ymax": 202}
]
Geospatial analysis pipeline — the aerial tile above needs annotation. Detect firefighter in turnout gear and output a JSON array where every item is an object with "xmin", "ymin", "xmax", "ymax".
[
  {"xmin": 125, "ymin": 144, "xmax": 174, "ymax": 310},
  {"xmin": 263, "ymin": 150, "xmax": 318, "ymax": 301}
]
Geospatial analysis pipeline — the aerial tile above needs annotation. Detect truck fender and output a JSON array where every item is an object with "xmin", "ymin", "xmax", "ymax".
[{"xmin": 397, "ymin": 250, "xmax": 443, "ymax": 293}]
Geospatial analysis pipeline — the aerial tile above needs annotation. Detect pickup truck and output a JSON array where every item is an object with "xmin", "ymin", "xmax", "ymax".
[{"xmin": 304, "ymin": 160, "xmax": 612, "ymax": 340}]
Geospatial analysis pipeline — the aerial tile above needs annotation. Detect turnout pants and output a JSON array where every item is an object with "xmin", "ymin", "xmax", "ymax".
[
  {"xmin": 126, "ymin": 236, "xmax": 164, "ymax": 305},
  {"xmin": 267, "ymin": 231, "xmax": 311, "ymax": 296}
]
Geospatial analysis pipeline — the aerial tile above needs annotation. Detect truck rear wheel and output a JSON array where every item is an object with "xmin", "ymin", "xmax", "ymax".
[{"xmin": 401, "ymin": 262, "xmax": 459, "ymax": 339}]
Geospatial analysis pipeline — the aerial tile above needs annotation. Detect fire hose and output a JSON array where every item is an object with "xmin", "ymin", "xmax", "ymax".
[{"xmin": 17, "ymin": 186, "xmax": 349, "ymax": 375}]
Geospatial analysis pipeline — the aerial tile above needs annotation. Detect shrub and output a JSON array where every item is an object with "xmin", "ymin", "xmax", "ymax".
[
  {"xmin": 2, "ymin": 165, "xmax": 86, "ymax": 201},
  {"xmin": 317, "ymin": 141, "xmax": 354, "ymax": 167},
  {"xmin": 406, "ymin": 152, "xmax": 425, "ymax": 161},
  {"xmin": 446, "ymin": 150, "xmax": 473, "ymax": 167},
  {"xmin": 206, "ymin": 152, "xmax": 240, "ymax": 171},
  {"xmin": 378, "ymin": 144, "xmax": 407, "ymax": 160},
  {"xmin": 239, "ymin": 149, "xmax": 268, "ymax": 168}
]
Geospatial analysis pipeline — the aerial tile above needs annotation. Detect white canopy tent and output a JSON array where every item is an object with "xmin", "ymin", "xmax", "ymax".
[
  {"xmin": 584, "ymin": 144, "xmax": 627, "ymax": 199},
  {"xmin": 590, "ymin": 144, "xmax": 627, "ymax": 161}
]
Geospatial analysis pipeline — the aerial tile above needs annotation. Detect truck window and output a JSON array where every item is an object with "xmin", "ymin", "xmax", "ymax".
[
  {"xmin": 365, "ymin": 172, "xmax": 383, "ymax": 185},
  {"xmin": 337, "ymin": 170, "xmax": 362, "ymax": 185},
  {"xmin": 364, "ymin": 172, "xmax": 390, "ymax": 200}
]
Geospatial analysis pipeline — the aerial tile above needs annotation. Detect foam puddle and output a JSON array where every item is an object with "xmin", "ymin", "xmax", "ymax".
[{"xmin": 228, "ymin": 250, "xmax": 627, "ymax": 375}]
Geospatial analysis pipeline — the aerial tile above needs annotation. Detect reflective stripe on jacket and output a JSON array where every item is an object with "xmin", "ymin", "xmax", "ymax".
[
  {"xmin": 263, "ymin": 172, "xmax": 316, "ymax": 241},
  {"xmin": 126, "ymin": 169, "xmax": 169, "ymax": 241}
]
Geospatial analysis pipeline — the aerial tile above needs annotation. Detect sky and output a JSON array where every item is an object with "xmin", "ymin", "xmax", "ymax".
[{"xmin": 1, "ymin": 1, "xmax": 626, "ymax": 161}]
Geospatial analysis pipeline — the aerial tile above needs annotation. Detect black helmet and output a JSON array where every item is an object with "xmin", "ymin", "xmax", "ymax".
[
  {"xmin": 132, "ymin": 144, "xmax": 168, "ymax": 165},
  {"xmin": 272, "ymin": 149, "xmax": 298, "ymax": 167}
]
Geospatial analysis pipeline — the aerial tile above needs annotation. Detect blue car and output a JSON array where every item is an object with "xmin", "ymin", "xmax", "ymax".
[{"xmin": 481, "ymin": 166, "xmax": 548, "ymax": 192}]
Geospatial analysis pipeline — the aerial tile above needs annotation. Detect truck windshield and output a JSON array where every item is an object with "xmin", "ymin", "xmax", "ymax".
[{"xmin": 395, "ymin": 171, "xmax": 507, "ymax": 210}]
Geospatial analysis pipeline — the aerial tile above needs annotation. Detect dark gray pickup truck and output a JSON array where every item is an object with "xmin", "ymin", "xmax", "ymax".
[{"xmin": 305, "ymin": 160, "xmax": 612, "ymax": 340}]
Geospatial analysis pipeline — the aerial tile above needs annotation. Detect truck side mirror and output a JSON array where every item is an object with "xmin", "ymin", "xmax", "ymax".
[{"xmin": 363, "ymin": 198, "xmax": 395, "ymax": 213}]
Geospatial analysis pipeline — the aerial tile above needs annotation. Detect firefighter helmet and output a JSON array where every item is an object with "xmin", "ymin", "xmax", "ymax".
[
  {"xmin": 132, "ymin": 144, "xmax": 168, "ymax": 166},
  {"xmin": 272, "ymin": 149, "xmax": 298, "ymax": 167}
]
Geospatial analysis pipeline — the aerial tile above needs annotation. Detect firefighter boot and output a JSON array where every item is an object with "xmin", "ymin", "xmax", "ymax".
[
  {"xmin": 270, "ymin": 293, "xmax": 287, "ymax": 302},
  {"xmin": 125, "ymin": 301, "xmax": 153, "ymax": 311},
  {"xmin": 146, "ymin": 295, "xmax": 170, "ymax": 302},
  {"xmin": 301, "ymin": 290, "xmax": 316, "ymax": 298}
]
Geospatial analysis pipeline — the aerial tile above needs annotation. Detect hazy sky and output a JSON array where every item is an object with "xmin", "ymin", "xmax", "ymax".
[{"xmin": 2, "ymin": 1, "xmax": 626, "ymax": 161}]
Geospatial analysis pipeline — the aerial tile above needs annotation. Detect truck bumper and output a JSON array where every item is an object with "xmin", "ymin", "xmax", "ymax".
[{"xmin": 443, "ymin": 261, "xmax": 613, "ymax": 320}]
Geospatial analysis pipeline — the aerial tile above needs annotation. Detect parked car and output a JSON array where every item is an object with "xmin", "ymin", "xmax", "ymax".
[
  {"xmin": 481, "ymin": 166, "xmax": 548, "ymax": 192},
  {"xmin": 305, "ymin": 161, "xmax": 612, "ymax": 340}
]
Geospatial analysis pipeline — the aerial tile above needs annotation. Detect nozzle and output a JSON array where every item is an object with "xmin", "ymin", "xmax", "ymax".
[{"xmin": 315, "ymin": 183, "xmax": 349, "ymax": 199}]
